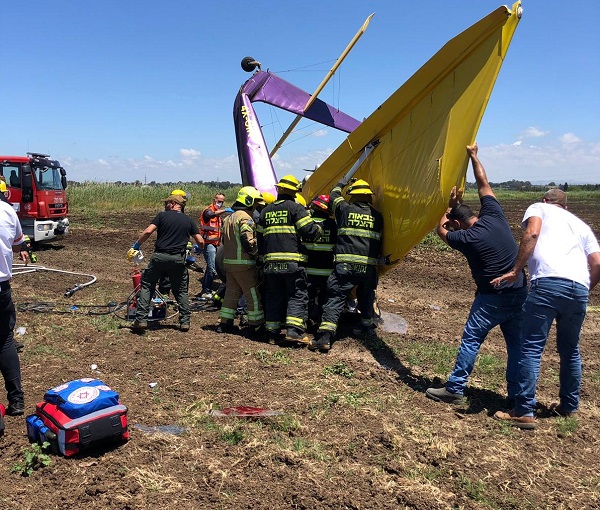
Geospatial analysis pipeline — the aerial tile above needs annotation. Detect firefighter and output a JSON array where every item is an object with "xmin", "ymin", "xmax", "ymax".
[
  {"xmin": 310, "ymin": 178, "xmax": 383, "ymax": 352},
  {"xmin": 303, "ymin": 195, "xmax": 337, "ymax": 331},
  {"xmin": 0, "ymin": 179, "xmax": 8, "ymax": 203},
  {"xmin": 217, "ymin": 186, "xmax": 264, "ymax": 334},
  {"xmin": 259, "ymin": 175, "xmax": 322, "ymax": 344},
  {"xmin": 199, "ymin": 192, "xmax": 228, "ymax": 298}
]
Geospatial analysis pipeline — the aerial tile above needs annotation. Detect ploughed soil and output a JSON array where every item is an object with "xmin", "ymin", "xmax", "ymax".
[{"xmin": 1, "ymin": 198, "xmax": 599, "ymax": 510}]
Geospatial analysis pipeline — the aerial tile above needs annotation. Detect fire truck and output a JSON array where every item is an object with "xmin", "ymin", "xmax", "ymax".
[{"xmin": 0, "ymin": 152, "xmax": 70, "ymax": 242}]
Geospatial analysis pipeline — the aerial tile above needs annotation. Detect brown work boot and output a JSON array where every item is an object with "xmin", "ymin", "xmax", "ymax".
[
  {"xmin": 180, "ymin": 323, "xmax": 190, "ymax": 332},
  {"xmin": 493, "ymin": 409, "xmax": 536, "ymax": 429}
]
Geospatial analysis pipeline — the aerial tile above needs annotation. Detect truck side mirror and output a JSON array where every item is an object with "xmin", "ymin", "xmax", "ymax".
[
  {"xmin": 60, "ymin": 167, "xmax": 68, "ymax": 189},
  {"xmin": 21, "ymin": 164, "xmax": 34, "ymax": 202}
]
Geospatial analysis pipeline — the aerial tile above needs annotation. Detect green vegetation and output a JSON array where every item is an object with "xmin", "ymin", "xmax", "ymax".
[
  {"xmin": 404, "ymin": 341, "xmax": 457, "ymax": 376},
  {"xmin": 67, "ymin": 182, "xmax": 241, "ymax": 212},
  {"xmin": 254, "ymin": 349, "xmax": 291, "ymax": 365},
  {"xmin": 11, "ymin": 442, "xmax": 52, "ymax": 477},
  {"xmin": 219, "ymin": 426, "xmax": 244, "ymax": 445},
  {"xmin": 323, "ymin": 361, "xmax": 355, "ymax": 379},
  {"xmin": 555, "ymin": 416, "xmax": 579, "ymax": 436}
]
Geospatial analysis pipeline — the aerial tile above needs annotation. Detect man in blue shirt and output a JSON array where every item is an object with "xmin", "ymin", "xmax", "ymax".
[{"xmin": 426, "ymin": 143, "xmax": 527, "ymax": 407}]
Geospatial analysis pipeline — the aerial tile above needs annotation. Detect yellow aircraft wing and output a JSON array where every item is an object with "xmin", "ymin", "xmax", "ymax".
[{"xmin": 302, "ymin": 2, "xmax": 522, "ymax": 275}]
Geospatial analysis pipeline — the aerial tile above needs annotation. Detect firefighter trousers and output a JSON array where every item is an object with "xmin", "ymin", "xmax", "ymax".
[
  {"xmin": 264, "ymin": 266, "xmax": 308, "ymax": 333},
  {"xmin": 307, "ymin": 274, "xmax": 329, "ymax": 324},
  {"xmin": 319, "ymin": 263, "xmax": 378, "ymax": 335},
  {"xmin": 220, "ymin": 266, "xmax": 264, "ymax": 326}
]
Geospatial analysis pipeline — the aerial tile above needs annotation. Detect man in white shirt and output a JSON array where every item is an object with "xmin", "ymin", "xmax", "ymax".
[
  {"xmin": 0, "ymin": 199, "xmax": 30, "ymax": 418},
  {"xmin": 491, "ymin": 189, "xmax": 600, "ymax": 429}
]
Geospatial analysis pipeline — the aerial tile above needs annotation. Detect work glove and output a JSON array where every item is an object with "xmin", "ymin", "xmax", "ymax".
[
  {"xmin": 127, "ymin": 249, "xmax": 144, "ymax": 264},
  {"xmin": 131, "ymin": 241, "xmax": 141, "ymax": 250},
  {"xmin": 224, "ymin": 207, "xmax": 234, "ymax": 214}
]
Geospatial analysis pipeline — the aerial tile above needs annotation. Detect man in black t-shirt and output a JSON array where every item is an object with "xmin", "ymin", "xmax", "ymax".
[
  {"xmin": 426, "ymin": 143, "xmax": 527, "ymax": 407},
  {"xmin": 130, "ymin": 194, "xmax": 204, "ymax": 332}
]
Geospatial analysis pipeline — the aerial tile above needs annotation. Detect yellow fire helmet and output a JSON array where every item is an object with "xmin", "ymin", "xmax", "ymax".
[
  {"xmin": 346, "ymin": 179, "xmax": 373, "ymax": 195},
  {"xmin": 236, "ymin": 186, "xmax": 262, "ymax": 207},
  {"xmin": 276, "ymin": 174, "xmax": 300, "ymax": 192},
  {"xmin": 0, "ymin": 180, "xmax": 6, "ymax": 193},
  {"xmin": 295, "ymin": 194, "xmax": 307, "ymax": 207},
  {"xmin": 260, "ymin": 191, "xmax": 276, "ymax": 204},
  {"xmin": 171, "ymin": 189, "xmax": 188, "ymax": 201}
]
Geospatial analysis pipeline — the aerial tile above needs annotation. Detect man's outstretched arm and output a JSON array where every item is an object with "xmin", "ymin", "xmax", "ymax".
[{"xmin": 467, "ymin": 142, "xmax": 494, "ymax": 199}]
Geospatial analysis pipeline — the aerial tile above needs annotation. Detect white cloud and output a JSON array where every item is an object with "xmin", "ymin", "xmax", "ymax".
[
  {"xmin": 311, "ymin": 129, "xmax": 328, "ymax": 138},
  {"xmin": 179, "ymin": 148, "xmax": 201, "ymax": 158},
  {"xmin": 559, "ymin": 132, "xmax": 582, "ymax": 144},
  {"xmin": 519, "ymin": 126, "xmax": 549, "ymax": 139},
  {"xmin": 512, "ymin": 140, "xmax": 522, "ymax": 146},
  {"xmin": 480, "ymin": 138, "xmax": 600, "ymax": 183}
]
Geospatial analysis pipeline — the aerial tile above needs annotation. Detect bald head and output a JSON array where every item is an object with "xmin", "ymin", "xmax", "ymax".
[{"xmin": 543, "ymin": 189, "xmax": 567, "ymax": 208}]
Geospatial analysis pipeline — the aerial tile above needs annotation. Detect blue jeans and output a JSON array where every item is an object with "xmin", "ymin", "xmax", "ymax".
[
  {"xmin": 446, "ymin": 288, "xmax": 527, "ymax": 398},
  {"xmin": 515, "ymin": 277, "xmax": 588, "ymax": 416},
  {"xmin": 202, "ymin": 243, "xmax": 218, "ymax": 293}
]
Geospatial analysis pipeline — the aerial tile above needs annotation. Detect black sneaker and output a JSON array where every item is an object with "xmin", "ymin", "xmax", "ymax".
[
  {"xmin": 7, "ymin": 401, "xmax": 25, "ymax": 416},
  {"xmin": 15, "ymin": 341, "xmax": 24, "ymax": 352},
  {"xmin": 308, "ymin": 332, "xmax": 332, "ymax": 352},
  {"xmin": 425, "ymin": 387, "xmax": 465, "ymax": 405}
]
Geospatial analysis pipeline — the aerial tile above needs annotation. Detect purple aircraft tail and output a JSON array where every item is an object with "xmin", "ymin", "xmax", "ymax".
[{"xmin": 234, "ymin": 71, "xmax": 360, "ymax": 195}]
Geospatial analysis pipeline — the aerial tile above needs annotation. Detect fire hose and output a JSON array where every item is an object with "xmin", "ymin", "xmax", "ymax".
[{"xmin": 12, "ymin": 263, "xmax": 98, "ymax": 297}]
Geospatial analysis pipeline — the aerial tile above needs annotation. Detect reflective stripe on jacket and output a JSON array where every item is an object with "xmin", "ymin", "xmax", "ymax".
[
  {"xmin": 199, "ymin": 204, "xmax": 222, "ymax": 245},
  {"xmin": 222, "ymin": 208, "xmax": 257, "ymax": 270},
  {"xmin": 331, "ymin": 183, "xmax": 383, "ymax": 267},
  {"xmin": 259, "ymin": 196, "xmax": 322, "ymax": 264}
]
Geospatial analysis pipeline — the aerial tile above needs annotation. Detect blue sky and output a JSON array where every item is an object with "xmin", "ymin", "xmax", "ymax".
[{"xmin": 1, "ymin": 0, "xmax": 599, "ymax": 184}]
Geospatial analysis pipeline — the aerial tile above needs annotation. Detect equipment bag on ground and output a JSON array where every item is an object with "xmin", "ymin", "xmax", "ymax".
[{"xmin": 26, "ymin": 378, "xmax": 129, "ymax": 457}]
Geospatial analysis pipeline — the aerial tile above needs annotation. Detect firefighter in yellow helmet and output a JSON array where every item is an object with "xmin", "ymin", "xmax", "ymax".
[
  {"xmin": 0, "ymin": 179, "xmax": 8, "ymax": 203},
  {"xmin": 217, "ymin": 186, "xmax": 265, "ymax": 334},
  {"xmin": 309, "ymin": 178, "xmax": 383, "ymax": 352},
  {"xmin": 258, "ymin": 175, "xmax": 322, "ymax": 344}
]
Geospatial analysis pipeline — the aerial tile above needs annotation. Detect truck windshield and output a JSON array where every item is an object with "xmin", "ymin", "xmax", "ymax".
[{"xmin": 35, "ymin": 167, "xmax": 64, "ymax": 191}]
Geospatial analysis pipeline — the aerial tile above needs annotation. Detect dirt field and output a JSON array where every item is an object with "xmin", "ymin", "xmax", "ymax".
[{"xmin": 1, "ymin": 198, "xmax": 599, "ymax": 510}]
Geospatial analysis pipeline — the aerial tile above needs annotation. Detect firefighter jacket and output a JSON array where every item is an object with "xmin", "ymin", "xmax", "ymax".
[
  {"xmin": 302, "ymin": 214, "xmax": 337, "ymax": 277},
  {"xmin": 221, "ymin": 206, "xmax": 257, "ymax": 272},
  {"xmin": 199, "ymin": 204, "xmax": 223, "ymax": 246},
  {"xmin": 331, "ymin": 182, "xmax": 383, "ymax": 266},
  {"xmin": 258, "ymin": 195, "xmax": 322, "ymax": 265}
]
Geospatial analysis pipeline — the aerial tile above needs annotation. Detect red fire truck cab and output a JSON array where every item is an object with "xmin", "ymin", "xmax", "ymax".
[{"xmin": 0, "ymin": 152, "xmax": 70, "ymax": 243}]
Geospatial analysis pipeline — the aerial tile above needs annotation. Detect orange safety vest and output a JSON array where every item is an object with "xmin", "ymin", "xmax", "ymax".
[{"xmin": 199, "ymin": 204, "xmax": 222, "ymax": 245}]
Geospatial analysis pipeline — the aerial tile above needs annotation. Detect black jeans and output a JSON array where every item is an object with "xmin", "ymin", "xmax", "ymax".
[{"xmin": 0, "ymin": 285, "xmax": 24, "ymax": 405}]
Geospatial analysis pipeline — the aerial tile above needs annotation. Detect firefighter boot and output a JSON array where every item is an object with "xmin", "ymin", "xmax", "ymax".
[{"xmin": 308, "ymin": 332, "xmax": 332, "ymax": 352}]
